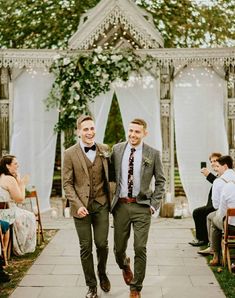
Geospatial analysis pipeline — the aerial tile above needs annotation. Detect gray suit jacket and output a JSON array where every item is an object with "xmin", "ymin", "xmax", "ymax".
[
  {"xmin": 63, "ymin": 143, "xmax": 112, "ymax": 218},
  {"xmin": 110, "ymin": 142, "xmax": 165, "ymax": 212}
]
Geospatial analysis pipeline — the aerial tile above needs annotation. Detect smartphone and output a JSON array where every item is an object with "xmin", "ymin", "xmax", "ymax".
[{"xmin": 200, "ymin": 161, "xmax": 207, "ymax": 169}]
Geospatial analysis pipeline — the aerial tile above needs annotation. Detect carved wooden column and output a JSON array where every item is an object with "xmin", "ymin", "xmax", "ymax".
[
  {"xmin": 227, "ymin": 65, "xmax": 235, "ymax": 160},
  {"xmin": 160, "ymin": 66, "xmax": 174, "ymax": 196},
  {"xmin": 0, "ymin": 67, "xmax": 10, "ymax": 156}
]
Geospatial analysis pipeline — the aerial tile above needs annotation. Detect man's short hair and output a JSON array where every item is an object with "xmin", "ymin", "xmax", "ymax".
[
  {"xmin": 130, "ymin": 118, "xmax": 147, "ymax": 130},
  {"xmin": 217, "ymin": 155, "xmax": 234, "ymax": 169},
  {"xmin": 209, "ymin": 152, "xmax": 222, "ymax": 161},
  {"xmin": 76, "ymin": 114, "xmax": 94, "ymax": 129}
]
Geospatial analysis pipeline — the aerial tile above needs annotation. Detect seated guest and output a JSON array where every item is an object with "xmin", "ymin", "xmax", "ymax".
[
  {"xmin": 189, "ymin": 152, "xmax": 221, "ymax": 247},
  {"xmin": 0, "ymin": 155, "xmax": 36, "ymax": 256},
  {"xmin": 210, "ymin": 180, "xmax": 235, "ymax": 266},
  {"xmin": 0, "ymin": 220, "xmax": 10, "ymax": 282},
  {"xmin": 199, "ymin": 155, "xmax": 235, "ymax": 259}
]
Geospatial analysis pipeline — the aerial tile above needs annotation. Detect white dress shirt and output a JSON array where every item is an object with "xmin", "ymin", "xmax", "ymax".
[
  {"xmin": 79, "ymin": 140, "xmax": 96, "ymax": 163},
  {"xmin": 217, "ymin": 181, "xmax": 235, "ymax": 226},
  {"xmin": 212, "ymin": 169, "xmax": 235, "ymax": 209},
  {"xmin": 119, "ymin": 143, "xmax": 142, "ymax": 198}
]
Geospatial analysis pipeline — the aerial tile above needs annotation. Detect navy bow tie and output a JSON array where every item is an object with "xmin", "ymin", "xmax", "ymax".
[{"xmin": 84, "ymin": 144, "xmax": 96, "ymax": 153}]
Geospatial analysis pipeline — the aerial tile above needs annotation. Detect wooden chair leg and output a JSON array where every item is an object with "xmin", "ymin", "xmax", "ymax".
[
  {"xmin": 36, "ymin": 221, "xmax": 44, "ymax": 245},
  {"xmin": 40, "ymin": 223, "xmax": 44, "ymax": 243},
  {"xmin": 222, "ymin": 244, "xmax": 227, "ymax": 267},
  {"xmin": 227, "ymin": 248, "xmax": 232, "ymax": 273}
]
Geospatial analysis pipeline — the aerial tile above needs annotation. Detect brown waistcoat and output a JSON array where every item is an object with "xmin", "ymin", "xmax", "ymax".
[{"xmin": 83, "ymin": 153, "xmax": 108, "ymax": 205}]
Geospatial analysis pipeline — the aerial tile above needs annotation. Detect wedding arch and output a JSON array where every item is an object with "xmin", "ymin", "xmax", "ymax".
[{"xmin": 0, "ymin": 0, "xmax": 234, "ymax": 212}]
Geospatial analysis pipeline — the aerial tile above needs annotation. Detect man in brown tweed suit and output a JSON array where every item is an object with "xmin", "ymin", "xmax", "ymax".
[{"xmin": 63, "ymin": 115, "xmax": 112, "ymax": 298}]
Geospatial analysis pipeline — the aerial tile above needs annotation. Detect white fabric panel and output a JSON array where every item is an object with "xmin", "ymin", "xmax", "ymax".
[
  {"xmin": 88, "ymin": 89, "xmax": 114, "ymax": 142},
  {"xmin": 11, "ymin": 69, "xmax": 58, "ymax": 212},
  {"xmin": 114, "ymin": 75, "xmax": 162, "ymax": 150},
  {"xmin": 174, "ymin": 67, "xmax": 228, "ymax": 213}
]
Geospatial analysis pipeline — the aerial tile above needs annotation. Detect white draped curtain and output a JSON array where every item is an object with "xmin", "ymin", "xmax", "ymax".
[
  {"xmin": 173, "ymin": 67, "xmax": 228, "ymax": 212},
  {"xmin": 114, "ymin": 75, "xmax": 162, "ymax": 150},
  {"xmin": 89, "ymin": 75, "xmax": 162, "ymax": 150},
  {"xmin": 11, "ymin": 69, "xmax": 58, "ymax": 211},
  {"xmin": 88, "ymin": 90, "xmax": 114, "ymax": 143}
]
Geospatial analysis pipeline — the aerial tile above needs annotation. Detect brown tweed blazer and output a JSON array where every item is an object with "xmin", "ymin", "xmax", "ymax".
[{"xmin": 63, "ymin": 142, "xmax": 112, "ymax": 218}]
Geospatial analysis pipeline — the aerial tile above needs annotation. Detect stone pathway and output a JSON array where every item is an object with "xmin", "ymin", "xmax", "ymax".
[{"xmin": 10, "ymin": 199, "xmax": 225, "ymax": 298}]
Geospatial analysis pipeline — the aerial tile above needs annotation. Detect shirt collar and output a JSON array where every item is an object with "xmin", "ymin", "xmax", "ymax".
[
  {"xmin": 79, "ymin": 140, "xmax": 95, "ymax": 150},
  {"xmin": 127, "ymin": 142, "xmax": 143, "ymax": 151}
]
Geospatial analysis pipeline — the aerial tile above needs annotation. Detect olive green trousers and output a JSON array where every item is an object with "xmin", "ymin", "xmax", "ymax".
[
  {"xmin": 74, "ymin": 201, "xmax": 109, "ymax": 287},
  {"xmin": 113, "ymin": 202, "xmax": 151, "ymax": 292}
]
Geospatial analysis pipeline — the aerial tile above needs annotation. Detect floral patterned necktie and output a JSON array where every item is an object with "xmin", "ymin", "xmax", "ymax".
[{"xmin": 128, "ymin": 148, "xmax": 136, "ymax": 197}]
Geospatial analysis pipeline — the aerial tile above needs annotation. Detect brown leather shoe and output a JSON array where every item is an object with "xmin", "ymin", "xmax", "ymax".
[
  {"xmin": 98, "ymin": 273, "xmax": 111, "ymax": 292},
  {"xmin": 122, "ymin": 257, "xmax": 133, "ymax": 285},
  {"xmin": 130, "ymin": 290, "xmax": 141, "ymax": 298},
  {"xmin": 85, "ymin": 286, "xmax": 98, "ymax": 298}
]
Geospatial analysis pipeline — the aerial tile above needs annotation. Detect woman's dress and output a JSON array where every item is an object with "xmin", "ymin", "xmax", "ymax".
[{"xmin": 0, "ymin": 186, "xmax": 36, "ymax": 256}]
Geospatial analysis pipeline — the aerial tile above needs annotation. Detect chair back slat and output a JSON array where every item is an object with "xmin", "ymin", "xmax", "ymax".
[{"xmin": 227, "ymin": 208, "xmax": 235, "ymax": 217}]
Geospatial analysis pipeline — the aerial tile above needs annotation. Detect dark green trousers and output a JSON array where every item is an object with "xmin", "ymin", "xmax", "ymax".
[
  {"xmin": 74, "ymin": 201, "xmax": 109, "ymax": 287},
  {"xmin": 113, "ymin": 202, "xmax": 151, "ymax": 292}
]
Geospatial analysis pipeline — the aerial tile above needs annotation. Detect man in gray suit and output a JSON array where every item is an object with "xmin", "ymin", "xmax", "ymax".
[
  {"xmin": 110, "ymin": 118, "xmax": 165, "ymax": 298},
  {"xmin": 63, "ymin": 115, "xmax": 112, "ymax": 298}
]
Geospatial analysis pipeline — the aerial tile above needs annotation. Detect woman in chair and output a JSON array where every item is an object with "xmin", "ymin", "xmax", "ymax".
[{"xmin": 0, "ymin": 155, "xmax": 36, "ymax": 256}]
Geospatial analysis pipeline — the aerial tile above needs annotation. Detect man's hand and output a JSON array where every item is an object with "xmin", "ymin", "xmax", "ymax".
[
  {"xmin": 201, "ymin": 168, "xmax": 210, "ymax": 177},
  {"xmin": 77, "ymin": 206, "xmax": 89, "ymax": 218},
  {"xmin": 150, "ymin": 206, "xmax": 156, "ymax": 215}
]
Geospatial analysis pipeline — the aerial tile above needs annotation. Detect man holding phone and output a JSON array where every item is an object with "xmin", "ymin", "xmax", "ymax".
[{"xmin": 189, "ymin": 152, "xmax": 221, "ymax": 247}]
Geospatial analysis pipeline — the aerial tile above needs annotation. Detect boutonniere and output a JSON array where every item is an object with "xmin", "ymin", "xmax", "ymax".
[
  {"xmin": 99, "ymin": 151, "xmax": 111, "ymax": 159},
  {"xmin": 143, "ymin": 157, "xmax": 152, "ymax": 167}
]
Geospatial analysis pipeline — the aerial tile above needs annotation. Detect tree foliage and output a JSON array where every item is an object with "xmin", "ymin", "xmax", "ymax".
[
  {"xmin": 139, "ymin": 0, "xmax": 235, "ymax": 47},
  {"xmin": 104, "ymin": 94, "xmax": 125, "ymax": 147},
  {"xmin": 0, "ymin": 0, "xmax": 234, "ymax": 49},
  {"xmin": 0, "ymin": 0, "xmax": 99, "ymax": 48}
]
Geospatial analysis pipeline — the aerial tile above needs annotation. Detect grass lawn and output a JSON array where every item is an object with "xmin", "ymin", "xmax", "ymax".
[
  {"xmin": 207, "ymin": 255, "xmax": 235, "ymax": 298},
  {"xmin": 0, "ymin": 229, "xmax": 57, "ymax": 298}
]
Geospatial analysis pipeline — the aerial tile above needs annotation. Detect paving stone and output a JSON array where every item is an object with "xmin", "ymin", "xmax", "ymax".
[
  {"xmin": 10, "ymin": 287, "xmax": 42, "ymax": 298},
  {"xmin": 19, "ymin": 274, "xmax": 78, "ymax": 287},
  {"xmin": 51, "ymin": 264, "xmax": 82, "ymax": 275},
  {"xmin": 162, "ymin": 285, "xmax": 225, "ymax": 298},
  {"xmin": 38, "ymin": 286, "xmax": 85, "ymax": 298},
  {"xmin": 190, "ymin": 275, "xmax": 220, "ymax": 287},
  {"xmin": 27, "ymin": 265, "xmax": 55, "ymax": 275},
  {"xmin": 34, "ymin": 255, "xmax": 80, "ymax": 265}
]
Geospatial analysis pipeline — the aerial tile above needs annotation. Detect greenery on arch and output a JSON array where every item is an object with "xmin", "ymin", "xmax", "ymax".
[{"xmin": 46, "ymin": 47, "xmax": 157, "ymax": 142}]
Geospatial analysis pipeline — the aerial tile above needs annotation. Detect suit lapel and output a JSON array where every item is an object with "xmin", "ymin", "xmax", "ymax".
[
  {"xmin": 75, "ymin": 143, "xmax": 89, "ymax": 177},
  {"xmin": 116, "ymin": 142, "xmax": 128, "ymax": 180},
  {"xmin": 96, "ymin": 144, "xmax": 108, "ymax": 179}
]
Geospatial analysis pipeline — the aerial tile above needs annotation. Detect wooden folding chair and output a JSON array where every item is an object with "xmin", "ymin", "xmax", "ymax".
[
  {"xmin": 0, "ymin": 225, "xmax": 8, "ymax": 266},
  {"xmin": 25, "ymin": 188, "xmax": 44, "ymax": 245},
  {"xmin": 222, "ymin": 208, "xmax": 235, "ymax": 272}
]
